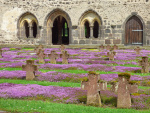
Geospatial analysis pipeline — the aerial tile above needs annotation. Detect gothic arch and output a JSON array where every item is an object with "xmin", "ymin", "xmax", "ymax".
[
  {"xmin": 122, "ymin": 13, "xmax": 146, "ymax": 45},
  {"xmin": 78, "ymin": 9, "xmax": 102, "ymax": 39},
  {"xmin": 17, "ymin": 12, "xmax": 39, "ymax": 39},
  {"xmin": 44, "ymin": 8, "xmax": 72, "ymax": 45}
]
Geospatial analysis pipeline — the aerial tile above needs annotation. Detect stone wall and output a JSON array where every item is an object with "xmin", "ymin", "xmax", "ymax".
[{"xmin": 0, "ymin": 0, "xmax": 150, "ymax": 46}]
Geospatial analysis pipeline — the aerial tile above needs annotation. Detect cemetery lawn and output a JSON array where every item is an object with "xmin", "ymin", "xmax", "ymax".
[
  {"xmin": 0, "ymin": 98, "xmax": 150, "ymax": 113},
  {"xmin": 1, "ymin": 47, "xmax": 150, "ymax": 112}
]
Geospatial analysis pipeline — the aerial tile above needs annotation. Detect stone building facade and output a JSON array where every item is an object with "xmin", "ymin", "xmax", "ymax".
[{"xmin": 0, "ymin": 0, "xmax": 150, "ymax": 46}]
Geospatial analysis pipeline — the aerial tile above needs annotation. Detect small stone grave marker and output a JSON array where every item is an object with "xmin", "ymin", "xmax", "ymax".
[
  {"xmin": 81, "ymin": 71, "xmax": 102, "ymax": 107},
  {"xmin": 139, "ymin": 56, "xmax": 150, "ymax": 73},
  {"xmin": 60, "ymin": 51, "xmax": 69, "ymax": 64},
  {"xmin": 106, "ymin": 45, "xmax": 111, "ymax": 51},
  {"xmin": 107, "ymin": 51, "xmax": 116, "ymax": 60},
  {"xmin": 48, "ymin": 50, "xmax": 58, "ymax": 64},
  {"xmin": 113, "ymin": 44, "xmax": 118, "ymax": 50},
  {"xmin": 0, "ymin": 49, "xmax": 2, "ymax": 58},
  {"xmin": 117, "ymin": 73, "xmax": 138, "ymax": 108},
  {"xmin": 99, "ymin": 45, "xmax": 105, "ymax": 51},
  {"xmin": 134, "ymin": 46, "xmax": 141, "ymax": 55},
  {"xmin": 22, "ymin": 60, "xmax": 38, "ymax": 80},
  {"xmin": 60, "ymin": 44, "xmax": 66, "ymax": 52},
  {"xmin": 34, "ymin": 44, "xmax": 44, "ymax": 54},
  {"xmin": 37, "ymin": 49, "xmax": 46, "ymax": 64}
]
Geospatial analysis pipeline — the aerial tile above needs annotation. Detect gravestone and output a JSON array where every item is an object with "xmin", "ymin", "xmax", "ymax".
[
  {"xmin": 111, "ymin": 82, "xmax": 119, "ymax": 93},
  {"xmin": 107, "ymin": 51, "xmax": 116, "ymax": 60},
  {"xmin": 60, "ymin": 51, "xmax": 69, "ymax": 64},
  {"xmin": 113, "ymin": 45, "xmax": 118, "ymax": 50},
  {"xmin": 97, "ymin": 81, "xmax": 107, "ymax": 91},
  {"xmin": 81, "ymin": 71, "xmax": 101, "ymax": 107},
  {"xmin": 37, "ymin": 49, "xmax": 46, "ymax": 64},
  {"xmin": 106, "ymin": 45, "xmax": 111, "ymax": 51},
  {"xmin": 60, "ymin": 44, "xmax": 66, "ymax": 52},
  {"xmin": 0, "ymin": 49, "xmax": 2, "ymax": 58},
  {"xmin": 34, "ymin": 44, "xmax": 44, "ymax": 54},
  {"xmin": 48, "ymin": 50, "xmax": 58, "ymax": 64},
  {"xmin": 99, "ymin": 45, "xmax": 105, "ymax": 51},
  {"xmin": 22, "ymin": 60, "xmax": 38, "ymax": 80},
  {"xmin": 134, "ymin": 46, "xmax": 141, "ymax": 55},
  {"xmin": 139, "ymin": 56, "xmax": 150, "ymax": 73},
  {"xmin": 117, "ymin": 73, "xmax": 138, "ymax": 108}
]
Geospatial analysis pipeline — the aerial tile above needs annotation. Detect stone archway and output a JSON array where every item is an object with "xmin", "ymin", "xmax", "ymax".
[
  {"xmin": 79, "ymin": 10, "xmax": 102, "ymax": 39},
  {"xmin": 18, "ymin": 12, "xmax": 39, "ymax": 39},
  {"xmin": 45, "ymin": 9, "xmax": 72, "ymax": 45}
]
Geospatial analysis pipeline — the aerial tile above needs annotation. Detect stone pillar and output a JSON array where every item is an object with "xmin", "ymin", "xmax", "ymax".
[
  {"xmin": 47, "ymin": 27, "xmax": 52, "ymax": 45},
  {"xmin": 29, "ymin": 25, "xmax": 33, "ymax": 38},
  {"xmin": 90, "ymin": 26, "xmax": 93, "ymax": 38},
  {"xmin": 117, "ymin": 73, "xmax": 131, "ymax": 108},
  {"xmin": 98, "ymin": 26, "xmax": 101, "ymax": 39}
]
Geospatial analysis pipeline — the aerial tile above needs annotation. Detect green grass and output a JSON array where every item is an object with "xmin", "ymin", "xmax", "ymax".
[
  {"xmin": 0, "ymin": 67, "xmax": 22, "ymax": 71},
  {"xmin": 0, "ymin": 79, "xmax": 81, "ymax": 87},
  {"xmin": 39, "ymin": 69, "xmax": 89, "ymax": 74},
  {"xmin": 138, "ymin": 86, "xmax": 150, "ymax": 89},
  {"xmin": 0, "ymin": 98, "xmax": 149, "ymax": 113}
]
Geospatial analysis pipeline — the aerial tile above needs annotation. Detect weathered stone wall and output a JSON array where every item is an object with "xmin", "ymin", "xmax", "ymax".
[{"xmin": 0, "ymin": 0, "xmax": 150, "ymax": 46}]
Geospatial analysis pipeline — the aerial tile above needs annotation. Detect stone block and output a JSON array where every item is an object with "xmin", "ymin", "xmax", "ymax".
[
  {"xmin": 74, "ymin": 40, "xmax": 78, "ymax": 44},
  {"xmin": 113, "ymin": 39, "xmax": 121, "ymax": 44},
  {"xmin": 92, "ymin": 41, "xmax": 97, "ymax": 44},
  {"xmin": 105, "ymin": 39, "xmax": 111, "ymax": 44},
  {"xmin": 105, "ymin": 29, "xmax": 111, "ymax": 33},
  {"xmin": 79, "ymin": 40, "xmax": 85, "ymax": 44}
]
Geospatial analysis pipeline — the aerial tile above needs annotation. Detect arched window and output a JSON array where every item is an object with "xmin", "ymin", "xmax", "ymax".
[
  {"xmin": 93, "ymin": 21, "xmax": 99, "ymax": 38},
  {"xmin": 32, "ymin": 22, "xmax": 37, "ymax": 38},
  {"xmin": 24, "ymin": 21, "xmax": 29, "ymax": 38},
  {"xmin": 84, "ymin": 21, "xmax": 90, "ymax": 38}
]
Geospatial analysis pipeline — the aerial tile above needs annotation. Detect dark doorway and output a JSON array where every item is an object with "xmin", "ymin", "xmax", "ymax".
[
  {"xmin": 84, "ymin": 21, "xmax": 90, "ymax": 38},
  {"xmin": 24, "ymin": 21, "xmax": 29, "ymax": 38},
  {"xmin": 125, "ymin": 16, "xmax": 143, "ymax": 45},
  {"xmin": 52, "ymin": 16, "xmax": 69, "ymax": 45},
  {"xmin": 93, "ymin": 21, "xmax": 99, "ymax": 38},
  {"xmin": 32, "ymin": 22, "xmax": 37, "ymax": 38}
]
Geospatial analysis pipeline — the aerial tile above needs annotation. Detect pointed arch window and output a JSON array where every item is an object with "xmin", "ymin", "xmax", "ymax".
[
  {"xmin": 84, "ymin": 21, "xmax": 90, "ymax": 38},
  {"xmin": 93, "ymin": 21, "xmax": 99, "ymax": 38},
  {"xmin": 32, "ymin": 22, "xmax": 37, "ymax": 38},
  {"xmin": 24, "ymin": 21, "xmax": 29, "ymax": 38}
]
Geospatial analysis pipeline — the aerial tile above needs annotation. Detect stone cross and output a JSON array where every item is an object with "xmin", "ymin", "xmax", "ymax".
[
  {"xmin": 107, "ymin": 51, "xmax": 116, "ymax": 60},
  {"xmin": 139, "ymin": 56, "xmax": 150, "ymax": 73},
  {"xmin": 117, "ymin": 73, "xmax": 138, "ymax": 108},
  {"xmin": 22, "ymin": 60, "xmax": 38, "ymax": 80},
  {"xmin": 106, "ymin": 45, "xmax": 111, "ymax": 51},
  {"xmin": 99, "ymin": 45, "xmax": 105, "ymax": 51},
  {"xmin": 134, "ymin": 46, "xmax": 141, "ymax": 55},
  {"xmin": 48, "ymin": 50, "xmax": 58, "ymax": 64},
  {"xmin": 81, "ymin": 72, "xmax": 101, "ymax": 107},
  {"xmin": 113, "ymin": 44, "xmax": 118, "ymax": 50},
  {"xmin": 60, "ymin": 51, "xmax": 69, "ymax": 64},
  {"xmin": 34, "ymin": 44, "xmax": 44, "ymax": 54},
  {"xmin": 0, "ymin": 49, "xmax": 2, "ymax": 58},
  {"xmin": 60, "ymin": 44, "xmax": 66, "ymax": 52},
  {"xmin": 37, "ymin": 49, "xmax": 46, "ymax": 64}
]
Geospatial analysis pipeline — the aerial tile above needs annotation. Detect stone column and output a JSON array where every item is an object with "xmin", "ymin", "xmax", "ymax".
[
  {"xmin": 29, "ymin": 25, "xmax": 33, "ymax": 38},
  {"xmin": 90, "ymin": 26, "xmax": 93, "ymax": 38},
  {"xmin": 98, "ymin": 26, "xmax": 101, "ymax": 39},
  {"xmin": 47, "ymin": 27, "xmax": 52, "ymax": 45}
]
